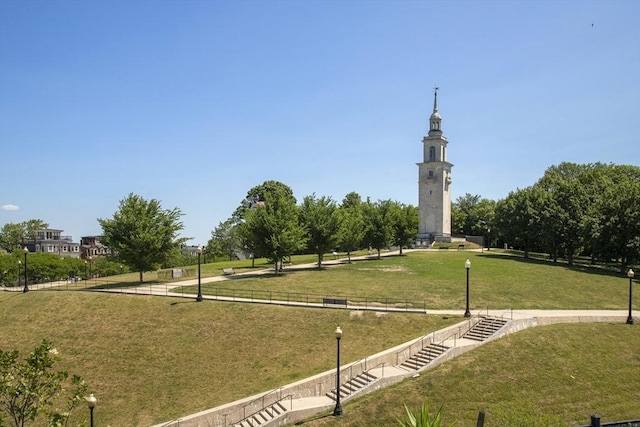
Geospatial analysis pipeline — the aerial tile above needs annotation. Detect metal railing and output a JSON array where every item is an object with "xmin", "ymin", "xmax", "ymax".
[{"xmin": 222, "ymin": 387, "xmax": 288, "ymax": 426}]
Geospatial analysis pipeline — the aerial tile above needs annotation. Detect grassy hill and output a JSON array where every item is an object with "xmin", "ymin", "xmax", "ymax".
[{"xmin": 0, "ymin": 250, "xmax": 637, "ymax": 426}]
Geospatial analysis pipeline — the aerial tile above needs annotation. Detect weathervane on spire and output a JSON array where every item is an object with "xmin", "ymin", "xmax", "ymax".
[{"xmin": 433, "ymin": 85, "xmax": 439, "ymax": 113}]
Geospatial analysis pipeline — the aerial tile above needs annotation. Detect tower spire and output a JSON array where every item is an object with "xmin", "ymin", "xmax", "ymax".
[{"xmin": 433, "ymin": 85, "xmax": 439, "ymax": 112}]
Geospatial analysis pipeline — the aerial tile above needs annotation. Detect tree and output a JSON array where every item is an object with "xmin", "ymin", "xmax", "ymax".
[
  {"xmin": 0, "ymin": 220, "xmax": 48, "ymax": 253},
  {"xmin": 242, "ymin": 182, "xmax": 306, "ymax": 272},
  {"xmin": 388, "ymin": 202, "xmax": 418, "ymax": 256},
  {"xmin": 363, "ymin": 199, "xmax": 393, "ymax": 259},
  {"xmin": 494, "ymin": 187, "xmax": 544, "ymax": 258},
  {"xmin": 98, "ymin": 193, "xmax": 187, "ymax": 283},
  {"xmin": 0, "ymin": 340, "xmax": 89, "ymax": 427},
  {"xmin": 337, "ymin": 193, "xmax": 365, "ymax": 263},
  {"xmin": 451, "ymin": 194, "xmax": 495, "ymax": 236},
  {"xmin": 207, "ymin": 219, "xmax": 240, "ymax": 262},
  {"xmin": 300, "ymin": 195, "xmax": 341, "ymax": 268}
]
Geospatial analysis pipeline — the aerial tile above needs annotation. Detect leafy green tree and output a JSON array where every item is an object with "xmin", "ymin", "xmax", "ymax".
[
  {"xmin": 207, "ymin": 219, "xmax": 240, "ymax": 262},
  {"xmin": 451, "ymin": 194, "xmax": 495, "ymax": 236},
  {"xmin": 337, "ymin": 193, "xmax": 365, "ymax": 263},
  {"xmin": 495, "ymin": 187, "xmax": 544, "ymax": 258},
  {"xmin": 363, "ymin": 199, "xmax": 393, "ymax": 259},
  {"xmin": 593, "ymin": 164, "xmax": 640, "ymax": 270},
  {"xmin": 300, "ymin": 195, "xmax": 340, "ymax": 268},
  {"xmin": 535, "ymin": 163, "xmax": 591, "ymax": 266},
  {"xmin": 98, "ymin": 193, "xmax": 187, "ymax": 283},
  {"xmin": 242, "ymin": 182, "xmax": 306, "ymax": 272},
  {"xmin": 0, "ymin": 220, "xmax": 48, "ymax": 253},
  {"xmin": 388, "ymin": 202, "xmax": 418, "ymax": 256},
  {"xmin": 0, "ymin": 339, "xmax": 89, "ymax": 427}
]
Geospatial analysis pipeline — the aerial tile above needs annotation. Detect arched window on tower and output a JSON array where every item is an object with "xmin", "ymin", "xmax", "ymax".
[{"xmin": 429, "ymin": 146, "xmax": 436, "ymax": 162}]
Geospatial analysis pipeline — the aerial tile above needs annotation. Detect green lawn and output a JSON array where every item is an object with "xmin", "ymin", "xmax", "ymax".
[
  {"xmin": 0, "ymin": 250, "xmax": 637, "ymax": 426},
  {"xmin": 178, "ymin": 251, "xmax": 638, "ymax": 311}
]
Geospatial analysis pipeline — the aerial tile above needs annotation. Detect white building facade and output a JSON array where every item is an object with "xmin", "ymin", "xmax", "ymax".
[{"xmin": 417, "ymin": 87, "xmax": 453, "ymax": 244}]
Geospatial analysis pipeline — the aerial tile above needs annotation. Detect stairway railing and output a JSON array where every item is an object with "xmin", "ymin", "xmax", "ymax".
[
  {"xmin": 394, "ymin": 333, "xmax": 435, "ymax": 366},
  {"xmin": 222, "ymin": 386, "xmax": 286, "ymax": 426},
  {"xmin": 225, "ymin": 394, "xmax": 293, "ymax": 427}
]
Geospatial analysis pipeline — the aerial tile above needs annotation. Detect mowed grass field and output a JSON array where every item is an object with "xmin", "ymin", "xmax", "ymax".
[
  {"xmin": 1, "ymin": 250, "xmax": 638, "ymax": 426},
  {"xmin": 181, "ymin": 250, "xmax": 638, "ymax": 311}
]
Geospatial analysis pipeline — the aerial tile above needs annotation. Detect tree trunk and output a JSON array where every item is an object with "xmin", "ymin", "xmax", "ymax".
[{"xmin": 139, "ymin": 270, "xmax": 143, "ymax": 284}]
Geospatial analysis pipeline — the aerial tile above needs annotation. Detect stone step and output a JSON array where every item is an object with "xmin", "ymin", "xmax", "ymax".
[
  {"xmin": 326, "ymin": 371, "xmax": 377, "ymax": 401},
  {"xmin": 231, "ymin": 401, "xmax": 288, "ymax": 427},
  {"xmin": 400, "ymin": 343, "xmax": 450, "ymax": 371}
]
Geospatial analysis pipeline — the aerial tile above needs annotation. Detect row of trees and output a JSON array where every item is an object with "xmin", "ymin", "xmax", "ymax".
[
  {"xmin": 1, "ymin": 163, "xmax": 637, "ymax": 283},
  {"xmin": 0, "ymin": 251, "xmax": 128, "ymax": 287},
  {"xmin": 451, "ymin": 163, "xmax": 640, "ymax": 271},
  {"xmin": 206, "ymin": 181, "xmax": 418, "ymax": 271}
]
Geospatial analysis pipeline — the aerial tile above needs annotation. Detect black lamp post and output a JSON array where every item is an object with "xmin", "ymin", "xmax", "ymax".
[
  {"xmin": 196, "ymin": 246, "xmax": 203, "ymax": 302},
  {"xmin": 84, "ymin": 260, "xmax": 88, "ymax": 280},
  {"xmin": 22, "ymin": 247, "xmax": 29, "ymax": 293},
  {"xmin": 86, "ymin": 393, "xmax": 96, "ymax": 427},
  {"xmin": 464, "ymin": 258, "xmax": 471, "ymax": 318},
  {"xmin": 333, "ymin": 325, "xmax": 343, "ymax": 416},
  {"xmin": 627, "ymin": 269, "xmax": 635, "ymax": 325},
  {"xmin": 17, "ymin": 260, "xmax": 21, "ymax": 288},
  {"xmin": 88, "ymin": 256, "xmax": 92, "ymax": 280}
]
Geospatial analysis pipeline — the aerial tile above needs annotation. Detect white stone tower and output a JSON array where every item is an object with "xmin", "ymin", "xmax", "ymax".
[{"xmin": 417, "ymin": 87, "xmax": 452, "ymax": 244}]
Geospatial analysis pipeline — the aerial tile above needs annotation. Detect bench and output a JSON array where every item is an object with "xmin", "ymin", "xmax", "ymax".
[
  {"xmin": 323, "ymin": 297, "xmax": 347, "ymax": 306},
  {"xmin": 222, "ymin": 268, "xmax": 234, "ymax": 275},
  {"xmin": 458, "ymin": 244, "xmax": 466, "ymax": 250}
]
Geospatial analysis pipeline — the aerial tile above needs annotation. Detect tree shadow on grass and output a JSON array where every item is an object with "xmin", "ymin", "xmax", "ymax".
[{"xmin": 478, "ymin": 252, "xmax": 631, "ymax": 280}]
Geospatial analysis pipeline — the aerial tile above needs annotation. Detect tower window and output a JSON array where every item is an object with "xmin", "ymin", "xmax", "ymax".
[{"xmin": 429, "ymin": 146, "xmax": 436, "ymax": 162}]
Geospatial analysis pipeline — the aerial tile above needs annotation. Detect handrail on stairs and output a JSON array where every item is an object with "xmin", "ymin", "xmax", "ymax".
[
  {"xmin": 394, "ymin": 333, "xmax": 434, "ymax": 366},
  {"xmin": 222, "ymin": 386, "xmax": 285, "ymax": 426},
  {"xmin": 224, "ymin": 394, "xmax": 294, "ymax": 427}
]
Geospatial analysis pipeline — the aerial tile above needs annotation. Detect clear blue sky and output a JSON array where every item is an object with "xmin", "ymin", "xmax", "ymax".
[{"xmin": 1, "ymin": 0, "xmax": 639, "ymax": 246}]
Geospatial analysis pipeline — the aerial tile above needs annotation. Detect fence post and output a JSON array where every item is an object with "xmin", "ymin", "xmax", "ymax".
[
  {"xmin": 476, "ymin": 410, "xmax": 485, "ymax": 427},
  {"xmin": 590, "ymin": 414, "xmax": 601, "ymax": 427}
]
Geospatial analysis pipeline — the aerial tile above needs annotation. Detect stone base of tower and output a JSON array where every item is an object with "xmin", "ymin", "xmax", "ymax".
[{"xmin": 416, "ymin": 233, "xmax": 452, "ymax": 246}]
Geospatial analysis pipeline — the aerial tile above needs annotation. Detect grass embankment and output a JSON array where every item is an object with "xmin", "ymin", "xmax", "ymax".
[
  {"xmin": 300, "ymin": 323, "xmax": 640, "ymax": 426},
  {"xmin": 1, "ymin": 250, "xmax": 637, "ymax": 426},
  {"xmin": 0, "ymin": 291, "xmax": 455, "ymax": 426}
]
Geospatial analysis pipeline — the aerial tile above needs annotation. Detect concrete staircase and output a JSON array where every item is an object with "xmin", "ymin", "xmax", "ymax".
[
  {"xmin": 326, "ymin": 371, "xmax": 377, "ymax": 401},
  {"xmin": 463, "ymin": 316, "xmax": 508, "ymax": 341},
  {"xmin": 231, "ymin": 401, "xmax": 288, "ymax": 427},
  {"xmin": 399, "ymin": 343, "xmax": 450, "ymax": 371}
]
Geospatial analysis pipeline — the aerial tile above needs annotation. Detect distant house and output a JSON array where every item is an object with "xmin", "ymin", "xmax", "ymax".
[
  {"xmin": 23, "ymin": 228, "xmax": 81, "ymax": 259},
  {"xmin": 180, "ymin": 245, "xmax": 201, "ymax": 257},
  {"xmin": 80, "ymin": 236, "xmax": 113, "ymax": 259}
]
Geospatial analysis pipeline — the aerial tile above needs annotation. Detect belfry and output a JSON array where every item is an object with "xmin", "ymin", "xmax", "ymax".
[{"xmin": 417, "ymin": 86, "xmax": 453, "ymax": 244}]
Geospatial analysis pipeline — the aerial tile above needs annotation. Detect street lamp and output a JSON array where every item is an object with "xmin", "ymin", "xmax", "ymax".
[
  {"xmin": 17, "ymin": 260, "xmax": 21, "ymax": 288},
  {"xmin": 627, "ymin": 269, "xmax": 635, "ymax": 325},
  {"xmin": 196, "ymin": 246, "xmax": 203, "ymax": 302},
  {"xmin": 333, "ymin": 325, "xmax": 343, "ymax": 416},
  {"xmin": 88, "ymin": 256, "xmax": 92, "ymax": 280},
  {"xmin": 22, "ymin": 247, "xmax": 29, "ymax": 293},
  {"xmin": 84, "ymin": 260, "xmax": 88, "ymax": 280},
  {"xmin": 464, "ymin": 258, "xmax": 471, "ymax": 318},
  {"xmin": 86, "ymin": 393, "xmax": 97, "ymax": 427}
]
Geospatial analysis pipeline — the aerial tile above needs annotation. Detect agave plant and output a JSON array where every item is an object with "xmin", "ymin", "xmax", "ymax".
[{"xmin": 395, "ymin": 401, "xmax": 456, "ymax": 427}]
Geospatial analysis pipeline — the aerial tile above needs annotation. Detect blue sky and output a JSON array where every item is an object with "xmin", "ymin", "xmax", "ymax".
[{"xmin": 1, "ymin": 0, "xmax": 639, "ymax": 246}]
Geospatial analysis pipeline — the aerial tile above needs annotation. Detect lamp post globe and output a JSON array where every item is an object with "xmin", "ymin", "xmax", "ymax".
[
  {"xmin": 196, "ymin": 246, "xmax": 203, "ymax": 302},
  {"xmin": 22, "ymin": 247, "xmax": 29, "ymax": 293},
  {"xmin": 627, "ymin": 269, "xmax": 635, "ymax": 325},
  {"xmin": 333, "ymin": 326, "xmax": 343, "ymax": 416},
  {"xmin": 464, "ymin": 258, "xmax": 471, "ymax": 317},
  {"xmin": 86, "ymin": 393, "xmax": 97, "ymax": 427}
]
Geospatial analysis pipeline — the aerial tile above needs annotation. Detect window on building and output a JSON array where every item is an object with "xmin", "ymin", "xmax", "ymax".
[{"xmin": 429, "ymin": 146, "xmax": 436, "ymax": 162}]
